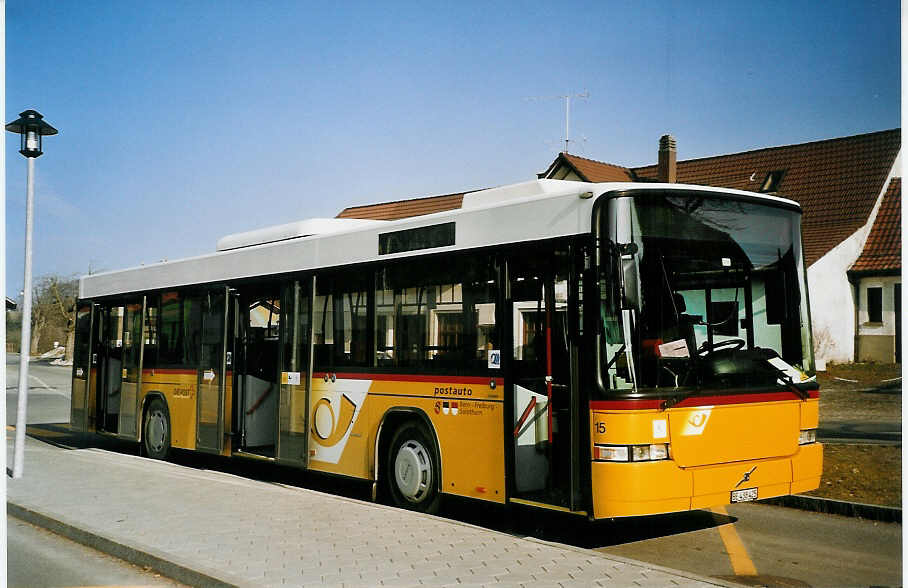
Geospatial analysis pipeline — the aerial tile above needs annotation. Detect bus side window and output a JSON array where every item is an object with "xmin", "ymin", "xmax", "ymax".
[
  {"xmin": 375, "ymin": 269, "xmax": 394, "ymax": 366},
  {"xmin": 143, "ymin": 295, "xmax": 159, "ymax": 370},
  {"xmin": 313, "ymin": 280, "xmax": 334, "ymax": 370},
  {"xmin": 158, "ymin": 292, "xmax": 181, "ymax": 368},
  {"xmin": 157, "ymin": 290, "xmax": 201, "ymax": 370},
  {"xmin": 335, "ymin": 287, "xmax": 368, "ymax": 366},
  {"xmin": 313, "ymin": 272, "xmax": 370, "ymax": 370},
  {"xmin": 376, "ymin": 253, "xmax": 497, "ymax": 375},
  {"xmin": 466, "ymin": 256, "xmax": 498, "ymax": 372}
]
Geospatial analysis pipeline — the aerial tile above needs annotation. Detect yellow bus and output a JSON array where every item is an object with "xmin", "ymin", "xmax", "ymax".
[{"xmin": 70, "ymin": 179, "xmax": 822, "ymax": 518}]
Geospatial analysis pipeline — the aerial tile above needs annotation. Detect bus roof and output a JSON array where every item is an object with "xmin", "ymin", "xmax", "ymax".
[{"xmin": 79, "ymin": 180, "xmax": 801, "ymax": 299}]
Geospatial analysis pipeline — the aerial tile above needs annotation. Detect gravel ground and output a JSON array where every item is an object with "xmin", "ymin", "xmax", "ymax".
[
  {"xmin": 805, "ymin": 444, "xmax": 901, "ymax": 506},
  {"xmin": 809, "ymin": 363, "xmax": 901, "ymax": 507}
]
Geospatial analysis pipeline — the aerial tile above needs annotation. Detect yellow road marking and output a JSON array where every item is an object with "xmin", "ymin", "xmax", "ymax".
[{"xmin": 711, "ymin": 505, "xmax": 758, "ymax": 576}]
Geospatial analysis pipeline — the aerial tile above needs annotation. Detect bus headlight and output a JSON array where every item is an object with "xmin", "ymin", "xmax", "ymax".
[
  {"xmin": 798, "ymin": 429, "xmax": 817, "ymax": 445},
  {"xmin": 594, "ymin": 443, "xmax": 669, "ymax": 462},
  {"xmin": 594, "ymin": 445, "xmax": 628, "ymax": 462}
]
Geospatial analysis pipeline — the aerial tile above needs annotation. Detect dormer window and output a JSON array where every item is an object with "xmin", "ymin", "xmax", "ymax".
[{"xmin": 760, "ymin": 170, "xmax": 786, "ymax": 193}]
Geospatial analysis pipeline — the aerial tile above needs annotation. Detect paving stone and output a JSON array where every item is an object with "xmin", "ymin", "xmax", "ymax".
[{"xmin": 7, "ymin": 437, "xmax": 725, "ymax": 588}]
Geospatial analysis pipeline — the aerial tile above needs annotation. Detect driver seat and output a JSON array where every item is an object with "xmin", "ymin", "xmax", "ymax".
[{"xmin": 673, "ymin": 293, "xmax": 700, "ymax": 358}]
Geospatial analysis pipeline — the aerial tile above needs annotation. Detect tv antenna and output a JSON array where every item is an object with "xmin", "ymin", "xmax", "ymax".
[{"xmin": 526, "ymin": 90, "xmax": 589, "ymax": 153}]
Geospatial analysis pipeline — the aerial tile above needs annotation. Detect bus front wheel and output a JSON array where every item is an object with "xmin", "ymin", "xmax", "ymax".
[
  {"xmin": 143, "ymin": 397, "xmax": 171, "ymax": 460},
  {"xmin": 386, "ymin": 422, "xmax": 440, "ymax": 514}
]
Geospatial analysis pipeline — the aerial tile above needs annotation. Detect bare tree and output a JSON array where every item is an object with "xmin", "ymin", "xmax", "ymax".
[{"xmin": 28, "ymin": 274, "xmax": 78, "ymax": 359}]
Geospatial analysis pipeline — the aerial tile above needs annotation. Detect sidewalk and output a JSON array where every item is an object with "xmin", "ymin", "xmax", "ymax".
[{"xmin": 6, "ymin": 436, "xmax": 737, "ymax": 587}]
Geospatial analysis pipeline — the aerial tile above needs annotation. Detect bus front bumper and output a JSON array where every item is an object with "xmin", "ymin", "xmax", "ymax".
[{"xmin": 589, "ymin": 442, "xmax": 823, "ymax": 519}]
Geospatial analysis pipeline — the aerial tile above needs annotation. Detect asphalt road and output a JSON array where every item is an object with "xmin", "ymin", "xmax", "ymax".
[
  {"xmin": 596, "ymin": 503, "xmax": 902, "ymax": 587},
  {"xmin": 818, "ymin": 420, "xmax": 902, "ymax": 444},
  {"xmin": 8, "ymin": 515, "xmax": 185, "ymax": 587},
  {"xmin": 6, "ymin": 353, "xmax": 72, "ymax": 425}
]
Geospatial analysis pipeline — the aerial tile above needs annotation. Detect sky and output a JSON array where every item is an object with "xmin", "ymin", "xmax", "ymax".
[{"xmin": 4, "ymin": 0, "xmax": 901, "ymax": 297}]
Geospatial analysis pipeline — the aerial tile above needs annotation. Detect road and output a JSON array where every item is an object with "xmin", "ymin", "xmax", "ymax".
[
  {"xmin": 6, "ymin": 352, "xmax": 73, "ymax": 425},
  {"xmin": 818, "ymin": 420, "xmax": 902, "ymax": 444},
  {"xmin": 596, "ymin": 503, "xmax": 902, "ymax": 587},
  {"xmin": 8, "ymin": 515, "xmax": 184, "ymax": 587},
  {"xmin": 4, "ymin": 358, "xmax": 903, "ymax": 586}
]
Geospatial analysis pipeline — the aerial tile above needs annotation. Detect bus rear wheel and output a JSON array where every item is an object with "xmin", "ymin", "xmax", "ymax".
[
  {"xmin": 143, "ymin": 398, "xmax": 171, "ymax": 460},
  {"xmin": 386, "ymin": 422, "xmax": 440, "ymax": 514}
]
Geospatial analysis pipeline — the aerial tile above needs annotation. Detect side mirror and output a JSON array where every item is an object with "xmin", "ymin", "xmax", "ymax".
[{"xmin": 615, "ymin": 242, "xmax": 639, "ymax": 310}]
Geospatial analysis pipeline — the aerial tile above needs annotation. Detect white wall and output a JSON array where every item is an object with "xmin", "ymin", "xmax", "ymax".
[
  {"xmin": 808, "ymin": 152, "xmax": 901, "ymax": 364},
  {"xmin": 856, "ymin": 276, "xmax": 901, "ymax": 337},
  {"xmin": 807, "ymin": 228, "xmax": 867, "ymax": 363}
]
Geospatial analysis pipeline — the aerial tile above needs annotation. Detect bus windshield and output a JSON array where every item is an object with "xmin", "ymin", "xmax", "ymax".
[{"xmin": 599, "ymin": 191, "xmax": 816, "ymax": 397}]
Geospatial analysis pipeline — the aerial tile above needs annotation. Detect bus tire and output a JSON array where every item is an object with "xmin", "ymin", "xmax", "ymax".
[
  {"xmin": 386, "ymin": 422, "xmax": 440, "ymax": 514},
  {"xmin": 143, "ymin": 397, "xmax": 171, "ymax": 460}
]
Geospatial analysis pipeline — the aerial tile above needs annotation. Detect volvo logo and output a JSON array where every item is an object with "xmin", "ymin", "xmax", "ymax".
[{"xmin": 735, "ymin": 466, "xmax": 757, "ymax": 488}]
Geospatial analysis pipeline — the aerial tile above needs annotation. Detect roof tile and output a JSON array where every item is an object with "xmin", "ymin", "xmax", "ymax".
[
  {"xmin": 561, "ymin": 153, "xmax": 634, "ymax": 182},
  {"xmin": 851, "ymin": 178, "xmax": 901, "ymax": 273},
  {"xmin": 337, "ymin": 191, "xmax": 466, "ymax": 221}
]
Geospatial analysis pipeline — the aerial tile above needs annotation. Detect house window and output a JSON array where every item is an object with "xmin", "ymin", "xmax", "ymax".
[
  {"xmin": 867, "ymin": 286, "xmax": 883, "ymax": 323},
  {"xmin": 760, "ymin": 170, "xmax": 786, "ymax": 193}
]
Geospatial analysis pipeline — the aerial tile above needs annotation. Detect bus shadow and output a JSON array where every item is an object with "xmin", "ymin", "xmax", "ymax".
[
  {"xmin": 27, "ymin": 425, "xmax": 734, "ymax": 548},
  {"xmin": 440, "ymin": 497, "xmax": 736, "ymax": 549}
]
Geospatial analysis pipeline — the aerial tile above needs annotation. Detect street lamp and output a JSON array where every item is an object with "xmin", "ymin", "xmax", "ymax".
[
  {"xmin": 6, "ymin": 109, "xmax": 58, "ymax": 479},
  {"xmin": 6, "ymin": 110, "xmax": 57, "ymax": 157}
]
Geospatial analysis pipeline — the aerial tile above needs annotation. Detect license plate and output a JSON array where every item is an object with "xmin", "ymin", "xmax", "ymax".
[{"xmin": 731, "ymin": 487, "xmax": 758, "ymax": 503}]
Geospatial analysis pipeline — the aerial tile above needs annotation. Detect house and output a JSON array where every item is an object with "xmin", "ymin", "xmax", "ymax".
[
  {"xmin": 847, "ymin": 178, "xmax": 901, "ymax": 362},
  {"xmin": 337, "ymin": 129, "xmax": 902, "ymax": 365}
]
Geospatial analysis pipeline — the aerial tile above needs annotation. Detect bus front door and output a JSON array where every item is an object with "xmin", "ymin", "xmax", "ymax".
[
  {"xmin": 508, "ymin": 246, "xmax": 578, "ymax": 510},
  {"xmin": 197, "ymin": 287, "xmax": 228, "ymax": 453}
]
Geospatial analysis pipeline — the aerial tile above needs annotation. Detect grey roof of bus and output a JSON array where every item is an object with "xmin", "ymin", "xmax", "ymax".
[{"xmin": 79, "ymin": 180, "xmax": 800, "ymax": 299}]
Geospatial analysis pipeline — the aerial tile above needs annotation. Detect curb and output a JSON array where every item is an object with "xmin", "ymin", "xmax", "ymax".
[
  {"xmin": 7, "ymin": 501, "xmax": 245, "ymax": 588},
  {"xmin": 762, "ymin": 494, "xmax": 901, "ymax": 523}
]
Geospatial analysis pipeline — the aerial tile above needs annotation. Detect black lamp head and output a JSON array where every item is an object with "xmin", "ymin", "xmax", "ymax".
[{"xmin": 6, "ymin": 109, "xmax": 58, "ymax": 158}]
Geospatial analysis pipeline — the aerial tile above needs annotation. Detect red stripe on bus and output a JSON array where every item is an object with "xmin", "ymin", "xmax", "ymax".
[
  {"xmin": 316, "ymin": 372, "xmax": 504, "ymax": 386},
  {"xmin": 590, "ymin": 390, "xmax": 819, "ymax": 410}
]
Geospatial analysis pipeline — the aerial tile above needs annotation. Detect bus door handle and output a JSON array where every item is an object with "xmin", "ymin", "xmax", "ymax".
[{"xmin": 514, "ymin": 396, "xmax": 537, "ymax": 438}]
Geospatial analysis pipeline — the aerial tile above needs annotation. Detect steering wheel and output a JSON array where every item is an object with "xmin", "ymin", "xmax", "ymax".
[{"xmin": 697, "ymin": 338, "xmax": 745, "ymax": 355}]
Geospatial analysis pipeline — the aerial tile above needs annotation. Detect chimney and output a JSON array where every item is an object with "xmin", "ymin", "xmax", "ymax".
[{"xmin": 658, "ymin": 134, "xmax": 677, "ymax": 183}]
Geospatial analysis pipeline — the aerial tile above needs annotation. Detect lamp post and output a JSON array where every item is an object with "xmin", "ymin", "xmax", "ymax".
[{"xmin": 6, "ymin": 109, "xmax": 58, "ymax": 479}]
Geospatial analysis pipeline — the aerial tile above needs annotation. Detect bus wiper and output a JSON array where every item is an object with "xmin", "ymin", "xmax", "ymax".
[
  {"xmin": 771, "ymin": 369, "xmax": 812, "ymax": 400},
  {"xmin": 765, "ymin": 356, "xmax": 815, "ymax": 400},
  {"xmin": 660, "ymin": 390, "xmax": 697, "ymax": 411}
]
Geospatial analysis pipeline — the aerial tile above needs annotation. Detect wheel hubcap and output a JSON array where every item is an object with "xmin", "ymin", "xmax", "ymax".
[
  {"xmin": 394, "ymin": 439, "xmax": 431, "ymax": 502},
  {"xmin": 146, "ymin": 410, "xmax": 166, "ymax": 453}
]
